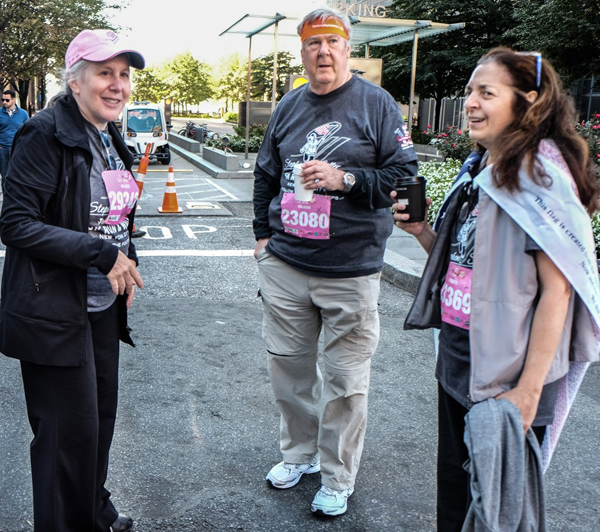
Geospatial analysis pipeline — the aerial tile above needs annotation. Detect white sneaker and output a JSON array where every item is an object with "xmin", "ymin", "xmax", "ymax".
[
  {"xmin": 266, "ymin": 457, "xmax": 320, "ymax": 489},
  {"xmin": 311, "ymin": 485, "xmax": 354, "ymax": 517}
]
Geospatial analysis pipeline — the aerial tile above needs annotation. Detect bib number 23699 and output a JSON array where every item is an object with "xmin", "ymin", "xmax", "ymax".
[{"xmin": 280, "ymin": 193, "xmax": 331, "ymax": 240}]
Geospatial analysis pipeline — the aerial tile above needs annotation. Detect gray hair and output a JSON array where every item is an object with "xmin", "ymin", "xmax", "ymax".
[
  {"xmin": 297, "ymin": 7, "xmax": 352, "ymax": 42},
  {"xmin": 47, "ymin": 60, "xmax": 92, "ymax": 107}
]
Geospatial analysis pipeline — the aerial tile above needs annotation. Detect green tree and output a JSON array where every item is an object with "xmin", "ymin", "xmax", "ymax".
[
  {"xmin": 216, "ymin": 53, "xmax": 247, "ymax": 113},
  {"xmin": 374, "ymin": 0, "xmax": 516, "ymax": 125},
  {"xmin": 251, "ymin": 51, "xmax": 303, "ymax": 101},
  {"xmin": 509, "ymin": 0, "xmax": 600, "ymax": 84},
  {"xmin": 1, "ymin": 0, "xmax": 118, "ymax": 109},
  {"xmin": 131, "ymin": 67, "xmax": 170, "ymax": 103},
  {"xmin": 165, "ymin": 52, "xmax": 214, "ymax": 112}
]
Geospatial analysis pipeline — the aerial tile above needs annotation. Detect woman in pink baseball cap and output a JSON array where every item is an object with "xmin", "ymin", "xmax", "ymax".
[{"xmin": 0, "ymin": 29, "xmax": 145, "ymax": 532}]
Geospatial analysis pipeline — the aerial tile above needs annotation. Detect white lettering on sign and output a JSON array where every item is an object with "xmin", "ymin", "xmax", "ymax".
[
  {"xmin": 182, "ymin": 225, "xmax": 218, "ymax": 239},
  {"xmin": 138, "ymin": 226, "xmax": 173, "ymax": 240},
  {"xmin": 328, "ymin": 0, "xmax": 387, "ymax": 17}
]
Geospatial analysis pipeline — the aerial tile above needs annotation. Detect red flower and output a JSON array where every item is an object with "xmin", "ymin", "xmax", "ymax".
[
  {"xmin": 437, "ymin": 134, "xmax": 442, "ymax": 138},
  {"xmin": 443, "ymin": 133, "xmax": 448, "ymax": 137},
  {"xmin": 452, "ymin": 144, "xmax": 457, "ymax": 148},
  {"xmin": 427, "ymin": 125, "xmax": 431, "ymax": 129},
  {"xmin": 457, "ymin": 130, "xmax": 463, "ymax": 135}
]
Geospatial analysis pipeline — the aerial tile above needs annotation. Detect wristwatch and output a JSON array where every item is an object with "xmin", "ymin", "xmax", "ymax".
[{"xmin": 342, "ymin": 172, "xmax": 356, "ymax": 193}]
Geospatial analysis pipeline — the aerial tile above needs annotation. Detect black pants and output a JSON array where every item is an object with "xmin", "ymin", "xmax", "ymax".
[
  {"xmin": 20, "ymin": 301, "xmax": 121, "ymax": 532},
  {"xmin": 437, "ymin": 384, "xmax": 546, "ymax": 532}
]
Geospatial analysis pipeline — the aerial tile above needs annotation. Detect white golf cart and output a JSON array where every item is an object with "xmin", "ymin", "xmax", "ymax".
[{"xmin": 121, "ymin": 101, "xmax": 171, "ymax": 165}]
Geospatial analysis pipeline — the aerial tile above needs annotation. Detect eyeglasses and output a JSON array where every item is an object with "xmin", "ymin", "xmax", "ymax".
[
  {"xmin": 516, "ymin": 51, "xmax": 542, "ymax": 92},
  {"xmin": 2, "ymin": 99, "xmax": 11, "ymax": 102},
  {"xmin": 100, "ymin": 132, "xmax": 119, "ymax": 171}
]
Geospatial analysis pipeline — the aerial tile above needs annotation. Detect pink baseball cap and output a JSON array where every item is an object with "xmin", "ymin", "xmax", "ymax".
[{"xmin": 65, "ymin": 29, "xmax": 145, "ymax": 70}]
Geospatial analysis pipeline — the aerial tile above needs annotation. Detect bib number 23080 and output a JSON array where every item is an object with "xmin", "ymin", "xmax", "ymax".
[{"xmin": 281, "ymin": 192, "xmax": 331, "ymax": 240}]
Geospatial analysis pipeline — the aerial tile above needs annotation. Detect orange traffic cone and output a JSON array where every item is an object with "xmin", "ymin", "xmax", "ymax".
[
  {"xmin": 158, "ymin": 166, "xmax": 183, "ymax": 213},
  {"xmin": 135, "ymin": 143, "xmax": 152, "ymax": 196}
]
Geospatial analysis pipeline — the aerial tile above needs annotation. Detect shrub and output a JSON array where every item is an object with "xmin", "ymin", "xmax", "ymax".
[
  {"xmin": 575, "ymin": 113, "xmax": 600, "ymax": 178},
  {"xmin": 206, "ymin": 133, "xmax": 263, "ymax": 153},
  {"xmin": 418, "ymin": 159, "xmax": 463, "ymax": 225},
  {"xmin": 232, "ymin": 124, "xmax": 267, "ymax": 138},
  {"xmin": 429, "ymin": 126, "xmax": 474, "ymax": 162},
  {"xmin": 410, "ymin": 126, "xmax": 435, "ymax": 145},
  {"xmin": 225, "ymin": 112, "xmax": 238, "ymax": 123}
]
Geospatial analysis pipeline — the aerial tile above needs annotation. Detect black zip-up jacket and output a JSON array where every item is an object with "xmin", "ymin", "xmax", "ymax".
[{"xmin": 0, "ymin": 94, "xmax": 138, "ymax": 366}]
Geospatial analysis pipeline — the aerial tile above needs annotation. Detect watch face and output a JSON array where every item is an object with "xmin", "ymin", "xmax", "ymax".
[{"xmin": 343, "ymin": 172, "xmax": 355, "ymax": 191}]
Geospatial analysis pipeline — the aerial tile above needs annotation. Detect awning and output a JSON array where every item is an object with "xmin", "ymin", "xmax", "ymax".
[
  {"xmin": 349, "ymin": 16, "xmax": 465, "ymax": 47},
  {"xmin": 221, "ymin": 14, "xmax": 466, "ymax": 146}
]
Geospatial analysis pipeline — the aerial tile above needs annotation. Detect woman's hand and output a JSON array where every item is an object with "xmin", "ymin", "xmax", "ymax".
[
  {"xmin": 391, "ymin": 191, "xmax": 436, "ymax": 254},
  {"xmin": 391, "ymin": 190, "xmax": 432, "ymax": 236},
  {"xmin": 107, "ymin": 251, "xmax": 143, "ymax": 297},
  {"xmin": 126, "ymin": 284, "xmax": 136, "ymax": 310},
  {"xmin": 496, "ymin": 387, "xmax": 540, "ymax": 433}
]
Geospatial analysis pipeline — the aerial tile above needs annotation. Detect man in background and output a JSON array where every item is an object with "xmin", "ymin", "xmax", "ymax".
[{"xmin": 0, "ymin": 90, "xmax": 29, "ymax": 189}]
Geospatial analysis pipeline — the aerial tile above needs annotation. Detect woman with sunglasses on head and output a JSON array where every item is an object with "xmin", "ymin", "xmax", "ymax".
[
  {"xmin": 0, "ymin": 30, "xmax": 145, "ymax": 532},
  {"xmin": 393, "ymin": 47, "xmax": 600, "ymax": 531}
]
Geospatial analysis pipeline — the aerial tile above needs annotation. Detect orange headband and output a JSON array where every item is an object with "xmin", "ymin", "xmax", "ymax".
[{"xmin": 300, "ymin": 17, "xmax": 349, "ymax": 42}]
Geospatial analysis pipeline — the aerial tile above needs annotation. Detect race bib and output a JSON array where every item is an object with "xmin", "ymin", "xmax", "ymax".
[
  {"xmin": 102, "ymin": 170, "xmax": 138, "ymax": 225},
  {"xmin": 280, "ymin": 192, "xmax": 331, "ymax": 240},
  {"xmin": 440, "ymin": 261, "xmax": 472, "ymax": 330}
]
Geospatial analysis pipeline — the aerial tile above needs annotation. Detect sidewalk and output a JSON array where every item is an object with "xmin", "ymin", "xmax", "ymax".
[{"xmin": 168, "ymin": 142, "xmax": 428, "ymax": 294}]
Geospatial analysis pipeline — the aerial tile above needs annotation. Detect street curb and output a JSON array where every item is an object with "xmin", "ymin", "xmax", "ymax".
[
  {"xmin": 170, "ymin": 144, "xmax": 253, "ymax": 179},
  {"xmin": 381, "ymin": 249, "xmax": 423, "ymax": 295}
]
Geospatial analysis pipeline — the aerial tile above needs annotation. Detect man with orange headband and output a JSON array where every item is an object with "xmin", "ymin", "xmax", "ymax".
[{"xmin": 253, "ymin": 7, "xmax": 418, "ymax": 517}]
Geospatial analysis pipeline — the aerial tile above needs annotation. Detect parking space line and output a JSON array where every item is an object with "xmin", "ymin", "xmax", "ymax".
[{"xmin": 205, "ymin": 180, "xmax": 239, "ymax": 200}]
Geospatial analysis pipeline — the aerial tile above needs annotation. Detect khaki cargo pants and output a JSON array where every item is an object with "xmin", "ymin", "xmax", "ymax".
[{"xmin": 257, "ymin": 249, "xmax": 380, "ymax": 490}]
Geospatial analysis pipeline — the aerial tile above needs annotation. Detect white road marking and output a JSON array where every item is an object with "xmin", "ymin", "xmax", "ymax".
[
  {"xmin": 182, "ymin": 225, "xmax": 218, "ymax": 238},
  {"xmin": 0, "ymin": 249, "xmax": 254, "ymax": 258},
  {"xmin": 204, "ymin": 179, "xmax": 239, "ymax": 200},
  {"xmin": 136, "ymin": 250, "xmax": 254, "ymax": 257}
]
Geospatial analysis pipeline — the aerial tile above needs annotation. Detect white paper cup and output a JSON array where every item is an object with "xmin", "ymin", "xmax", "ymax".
[{"xmin": 294, "ymin": 173, "xmax": 314, "ymax": 202}]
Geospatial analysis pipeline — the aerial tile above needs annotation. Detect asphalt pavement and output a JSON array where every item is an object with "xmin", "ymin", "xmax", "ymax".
[{"xmin": 0, "ymin": 146, "xmax": 598, "ymax": 531}]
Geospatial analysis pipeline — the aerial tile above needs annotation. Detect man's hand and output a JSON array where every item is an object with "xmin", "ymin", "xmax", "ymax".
[
  {"xmin": 254, "ymin": 238, "xmax": 270, "ymax": 259},
  {"xmin": 300, "ymin": 160, "xmax": 345, "ymax": 192},
  {"xmin": 107, "ymin": 251, "xmax": 143, "ymax": 297}
]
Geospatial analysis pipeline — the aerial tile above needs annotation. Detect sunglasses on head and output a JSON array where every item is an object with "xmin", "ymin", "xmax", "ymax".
[{"xmin": 516, "ymin": 51, "xmax": 542, "ymax": 92}]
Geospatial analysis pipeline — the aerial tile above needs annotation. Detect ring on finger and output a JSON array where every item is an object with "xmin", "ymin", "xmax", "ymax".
[{"xmin": 314, "ymin": 179, "xmax": 320, "ymax": 184}]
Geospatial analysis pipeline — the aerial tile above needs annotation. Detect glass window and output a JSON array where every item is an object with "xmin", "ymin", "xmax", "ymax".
[{"xmin": 127, "ymin": 109, "xmax": 163, "ymax": 133}]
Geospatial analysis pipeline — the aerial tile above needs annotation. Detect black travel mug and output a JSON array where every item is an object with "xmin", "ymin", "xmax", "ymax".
[{"xmin": 394, "ymin": 175, "xmax": 426, "ymax": 223}]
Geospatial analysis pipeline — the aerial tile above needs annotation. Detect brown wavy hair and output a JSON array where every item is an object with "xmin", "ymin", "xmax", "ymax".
[{"xmin": 475, "ymin": 47, "xmax": 599, "ymax": 213}]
